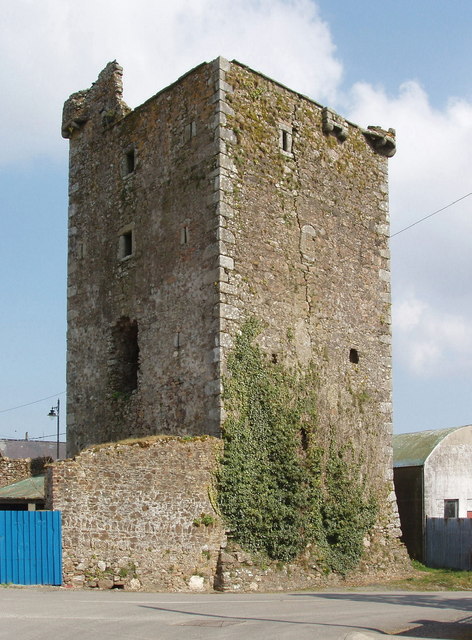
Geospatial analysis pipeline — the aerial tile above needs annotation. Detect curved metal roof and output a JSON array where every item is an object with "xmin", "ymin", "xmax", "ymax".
[{"xmin": 393, "ymin": 426, "xmax": 470, "ymax": 468}]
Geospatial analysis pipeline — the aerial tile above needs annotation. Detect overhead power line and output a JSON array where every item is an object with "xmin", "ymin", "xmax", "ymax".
[
  {"xmin": 0, "ymin": 392, "xmax": 66, "ymax": 415},
  {"xmin": 390, "ymin": 192, "xmax": 472, "ymax": 238}
]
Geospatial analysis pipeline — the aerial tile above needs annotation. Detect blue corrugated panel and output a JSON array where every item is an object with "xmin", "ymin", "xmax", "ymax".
[{"xmin": 0, "ymin": 511, "xmax": 62, "ymax": 585}]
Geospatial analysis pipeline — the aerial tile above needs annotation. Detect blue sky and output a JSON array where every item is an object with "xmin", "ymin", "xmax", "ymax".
[
  {"xmin": 320, "ymin": 0, "xmax": 472, "ymax": 108},
  {"xmin": 0, "ymin": 0, "xmax": 471, "ymax": 440}
]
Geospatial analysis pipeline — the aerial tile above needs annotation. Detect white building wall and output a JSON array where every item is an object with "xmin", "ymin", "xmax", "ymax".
[{"xmin": 423, "ymin": 425, "xmax": 472, "ymax": 518}]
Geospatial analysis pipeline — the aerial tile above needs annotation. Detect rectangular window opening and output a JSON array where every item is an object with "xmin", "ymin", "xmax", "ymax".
[
  {"xmin": 280, "ymin": 127, "xmax": 293, "ymax": 154},
  {"xmin": 119, "ymin": 230, "xmax": 133, "ymax": 259},
  {"xmin": 444, "ymin": 499, "xmax": 459, "ymax": 518}
]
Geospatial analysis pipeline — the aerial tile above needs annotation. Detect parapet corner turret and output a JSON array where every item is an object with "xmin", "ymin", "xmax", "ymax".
[
  {"xmin": 62, "ymin": 60, "xmax": 131, "ymax": 139},
  {"xmin": 321, "ymin": 107, "xmax": 396, "ymax": 157},
  {"xmin": 362, "ymin": 125, "xmax": 396, "ymax": 157}
]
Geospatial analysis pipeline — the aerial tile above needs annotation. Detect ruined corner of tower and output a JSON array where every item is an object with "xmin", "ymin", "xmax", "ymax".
[{"xmin": 62, "ymin": 60, "xmax": 131, "ymax": 140}]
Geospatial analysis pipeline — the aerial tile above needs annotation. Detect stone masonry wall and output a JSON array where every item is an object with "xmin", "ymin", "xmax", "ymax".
[
  {"xmin": 0, "ymin": 456, "xmax": 50, "ymax": 488},
  {"xmin": 47, "ymin": 437, "xmax": 226, "ymax": 591},
  {"xmin": 64, "ymin": 61, "xmax": 224, "ymax": 456},
  {"xmin": 0, "ymin": 455, "xmax": 31, "ymax": 488},
  {"xmin": 213, "ymin": 60, "xmax": 399, "ymax": 538}
]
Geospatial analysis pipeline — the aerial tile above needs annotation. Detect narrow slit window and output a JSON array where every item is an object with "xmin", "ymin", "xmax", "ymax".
[
  {"xmin": 184, "ymin": 121, "xmax": 196, "ymax": 141},
  {"xmin": 300, "ymin": 427, "xmax": 309, "ymax": 451},
  {"xmin": 349, "ymin": 348, "xmax": 359, "ymax": 364},
  {"xmin": 280, "ymin": 127, "xmax": 293, "ymax": 154},
  {"xmin": 119, "ymin": 230, "xmax": 133, "ymax": 259},
  {"xmin": 282, "ymin": 130, "xmax": 289, "ymax": 151},
  {"xmin": 180, "ymin": 226, "xmax": 189, "ymax": 245},
  {"xmin": 125, "ymin": 148, "xmax": 135, "ymax": 174}
]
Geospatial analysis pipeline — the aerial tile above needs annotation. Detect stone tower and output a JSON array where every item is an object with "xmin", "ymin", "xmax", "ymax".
[{"xmin": 63, "ymin": 57, "xmax": 396, "ymax": 493}]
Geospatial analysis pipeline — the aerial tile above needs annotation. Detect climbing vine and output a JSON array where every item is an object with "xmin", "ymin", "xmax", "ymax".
[
  {"xmin": 319, "ymin": 446, "xmax": 377, "ymax": 573},
  {"xmin": 217, "ymin": 318, "xmax": 377, "ymax": 573}
]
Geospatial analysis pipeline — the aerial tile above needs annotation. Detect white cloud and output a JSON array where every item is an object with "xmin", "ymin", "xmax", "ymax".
[
  {"xmin": 395, "ymin": 296, "xmax": 427, "ymax": 332},
  {"xmin": 0, "ymin": 0, "xmax": 342, "ymax": 167},
  {"xmin": 394, "ymin": 293, "xmax": 472, "ymax": 377}
]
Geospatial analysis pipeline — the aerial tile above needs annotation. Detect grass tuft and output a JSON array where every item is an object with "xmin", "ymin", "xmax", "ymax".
[{"xmin": 382, "ymin": 561, "xmax": 472, "ymax": 591}]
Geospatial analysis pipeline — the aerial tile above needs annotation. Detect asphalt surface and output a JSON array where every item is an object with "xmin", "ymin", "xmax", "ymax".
[{"xmin": 0, "ymin": 588, "xmax": 471, "ymax": 640}]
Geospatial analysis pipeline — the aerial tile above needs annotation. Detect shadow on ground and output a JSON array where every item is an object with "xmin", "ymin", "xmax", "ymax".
[
  {"xmin": 290, "ymin": 592, "xmax": 472, "ymax": 614},
  {"xmin": 140, "ymin": 594, "xmax": 472, "ymax": 640},
  {"xmin": 396, "ymin": 617, "xmax": 472, "ymax": 639},
  {"xmin": 140, "ymin": 604, "xmax": 382, "ymax": 635}
]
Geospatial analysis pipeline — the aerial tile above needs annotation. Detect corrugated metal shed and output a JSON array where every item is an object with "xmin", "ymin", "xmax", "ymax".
[
  {"xmin": 393, "ymin": 426, "xmax": 466, "ymax": 468},
  {"xmin": 0, "ymin": 475, "xmax": 45, "ymax": 500}
]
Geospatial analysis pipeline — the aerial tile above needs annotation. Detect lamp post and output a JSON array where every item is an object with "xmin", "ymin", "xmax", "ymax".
[{"xmin": 48, "ymin": 398, "xmax": 60, "ymax": 459}]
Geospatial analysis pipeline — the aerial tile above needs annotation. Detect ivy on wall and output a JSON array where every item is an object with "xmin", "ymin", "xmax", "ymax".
[{"xmin": 217, "ymin": 318, "xmax": 377, "ymax": 573}]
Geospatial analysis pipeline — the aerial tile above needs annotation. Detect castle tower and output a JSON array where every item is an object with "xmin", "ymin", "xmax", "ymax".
[{"xmin": 63, "ymin": 57, "xmax": 396, "ymax": 489}]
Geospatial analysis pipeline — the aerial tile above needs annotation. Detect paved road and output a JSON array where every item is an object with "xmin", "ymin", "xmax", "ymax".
[{"xmin": 0, "ymin": 588, "xmax": 471, "ymax": 640}]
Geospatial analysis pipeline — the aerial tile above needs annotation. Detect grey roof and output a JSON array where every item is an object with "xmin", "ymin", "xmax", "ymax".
[
  {"xmin": 0, "ymin": 439, "xmax": 66, "ymax": 460},
  {"xmin": 0, "ymin": 475, "xmax": 45, "ymax": 501},
  {"xmin": 393, "ymin": 426, "xmax": 468, "ymax": 468}
]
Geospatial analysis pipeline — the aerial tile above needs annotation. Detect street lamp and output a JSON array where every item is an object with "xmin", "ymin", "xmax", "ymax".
[{"xmin": 48, "ymin": 398, "xmax": 60, "ymax": 459}]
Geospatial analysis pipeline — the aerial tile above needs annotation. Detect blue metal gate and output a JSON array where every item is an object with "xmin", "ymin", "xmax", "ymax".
[{"xmin": 0, "ymin": 511, "xmax": 62, "ymax": 585}]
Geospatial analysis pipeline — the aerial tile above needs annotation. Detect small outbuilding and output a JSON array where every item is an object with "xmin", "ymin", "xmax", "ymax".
[
  {"xmin": 0, "ymin": 475, "xmax": 45, "ymax": 511},
  {"xmin": 393, "ymin": 425, "xmax": 472, "ymax": 565}
]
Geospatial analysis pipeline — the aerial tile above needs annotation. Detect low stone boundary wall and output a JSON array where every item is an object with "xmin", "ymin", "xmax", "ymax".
[
  {"xmin": 46, "ymin": 436, "xmax": 226, "ymax": 591},
  {"xmin": 0, "ymin": 456, "xmax": 33, "ymax": 488}
]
